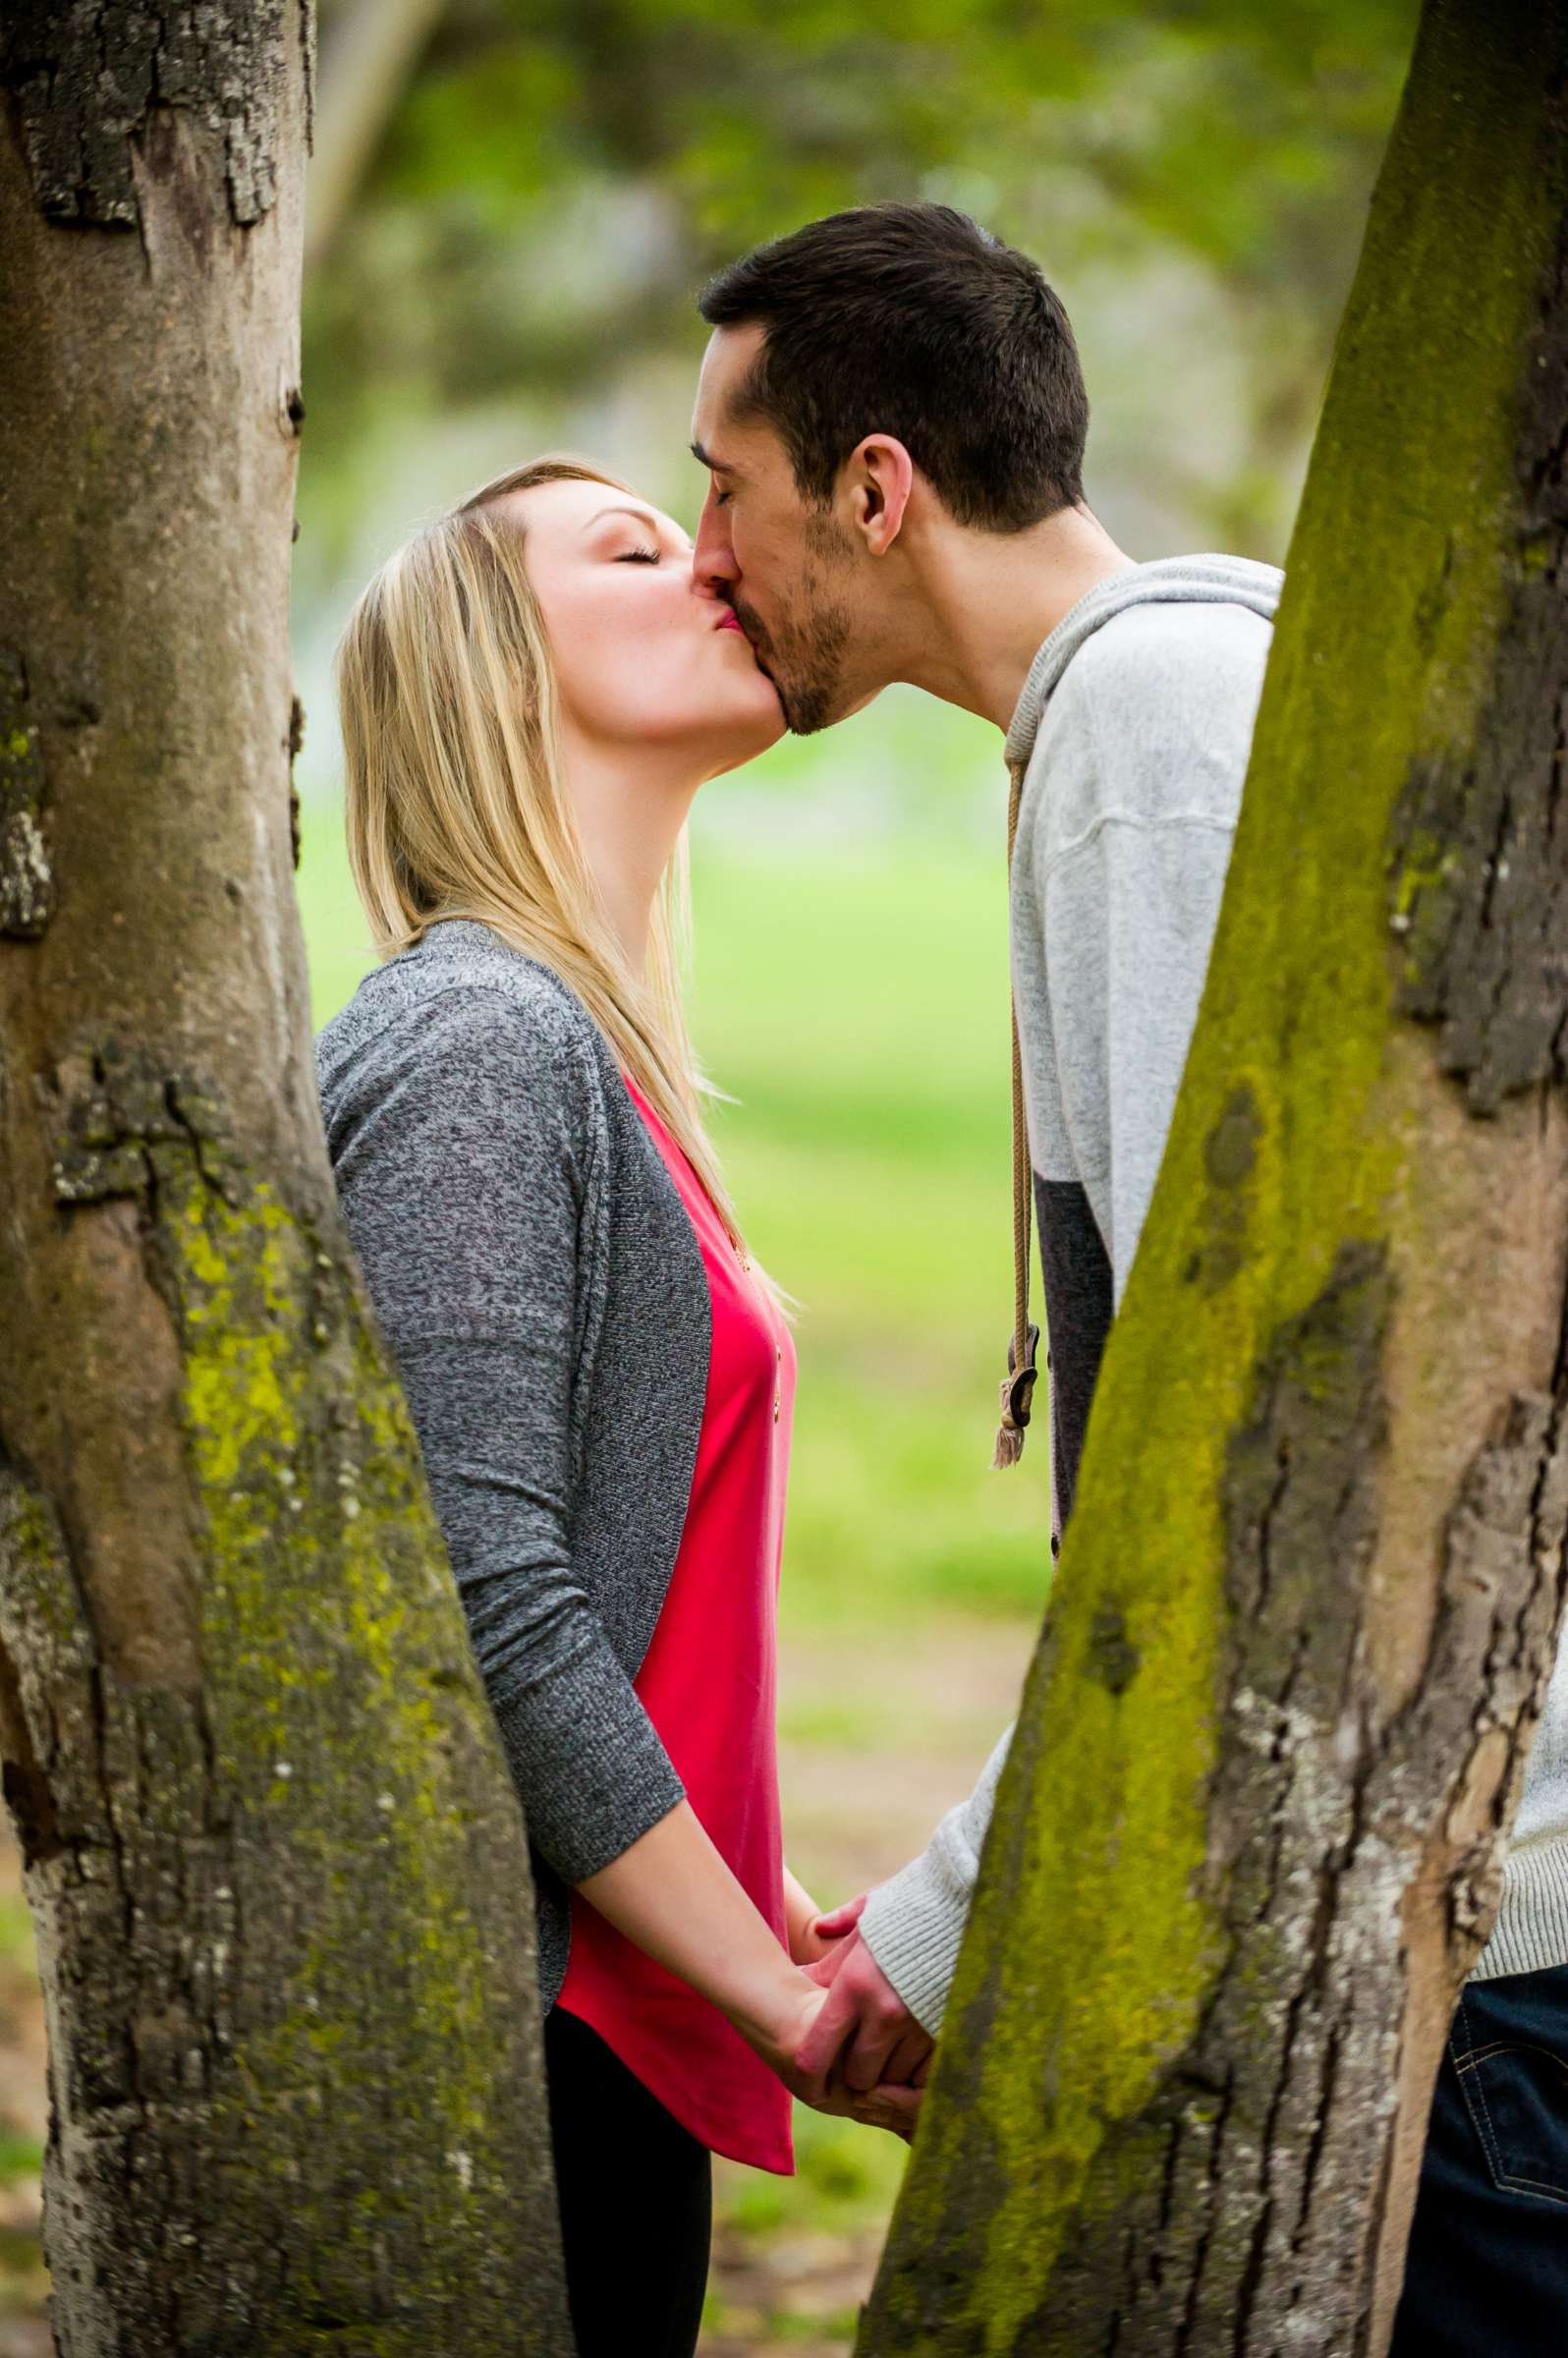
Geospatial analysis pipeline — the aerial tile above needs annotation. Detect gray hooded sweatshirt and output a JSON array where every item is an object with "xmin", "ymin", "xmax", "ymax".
[{"xmin": 858, "ymin": 555, "xmax": 1568, "ymax": 2031}]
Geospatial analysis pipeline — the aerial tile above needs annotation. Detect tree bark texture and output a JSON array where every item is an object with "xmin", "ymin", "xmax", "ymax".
[
  {"xmin": 860, "ymin": 2, "xmax": 1568, "ymax": 2352},
  {"xmin": 0, "ymin": 9, "xmax": 571, "ymax": 2352}
]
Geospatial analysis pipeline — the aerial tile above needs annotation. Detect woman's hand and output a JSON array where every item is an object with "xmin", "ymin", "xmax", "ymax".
[
  {"xmin": 758, "ymin": 1975, "xmax": 923, "ymax": 2143},
  {"xmin": 784, "ymin": 1866, "xmax": 839, "ymax": 1965}
]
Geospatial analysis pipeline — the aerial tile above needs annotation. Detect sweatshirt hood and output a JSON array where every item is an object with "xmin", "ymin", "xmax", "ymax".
[{"xmin": 1004, "ymin": 553, "xmax": 1283, "ymax": 771}]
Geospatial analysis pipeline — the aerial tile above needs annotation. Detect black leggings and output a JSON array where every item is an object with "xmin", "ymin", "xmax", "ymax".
[{"xmin": 544, "ymin": 2004, "xmax": 713, "ymax": 2358}]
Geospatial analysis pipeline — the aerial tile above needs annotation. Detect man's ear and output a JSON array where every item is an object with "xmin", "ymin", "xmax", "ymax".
[{"xmin": 846, "ymin": 435, "xmax": 915, "ymax": 556}]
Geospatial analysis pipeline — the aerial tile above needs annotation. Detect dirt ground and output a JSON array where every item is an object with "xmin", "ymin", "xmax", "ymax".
[{"xmin": 0, "ymin": 1614, "xmax": 1032, "ymax": 2354}]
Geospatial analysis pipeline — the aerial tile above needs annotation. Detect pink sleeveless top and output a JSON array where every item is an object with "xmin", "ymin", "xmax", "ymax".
[{"xmin": 554, "ymin": 1079, "xmax": 797, "ymax": 2174}]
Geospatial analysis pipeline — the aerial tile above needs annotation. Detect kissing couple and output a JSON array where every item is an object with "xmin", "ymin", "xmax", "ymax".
[{"xmin": 316, "ymin": 203, "xmax": 1568, "ymax": 2358}]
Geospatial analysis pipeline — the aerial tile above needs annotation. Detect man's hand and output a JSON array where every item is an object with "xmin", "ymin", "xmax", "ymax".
[
  {"xmin": 763, "ymin": 1968, "xmax": 924, "ymax": 2143},
  {"xmin": 796, "ymin": 1894, "xmax": 934, "ymax": 2097}
]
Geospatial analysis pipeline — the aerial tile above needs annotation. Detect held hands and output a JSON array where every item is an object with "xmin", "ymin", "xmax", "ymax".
[
  {"xmin": 760, "ymin": 1974, "xmax": 924, "ymax": 2142},
  {"xmin": 799, "ymin": 1893, "xmax": 934, "ymax": 2096},
  {"xmin": 761, "ymin": 1881, "xmax": 933, "ymax": 2142},
  {"xmin": 578, "ymin": 1803, "xmax": 927, "ymax": 2139}
]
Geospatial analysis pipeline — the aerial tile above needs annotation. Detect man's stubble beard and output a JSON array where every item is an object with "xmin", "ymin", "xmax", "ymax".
[{"xmin": 732, "ymin": 515, "xmax": 856, "ymax": 737}]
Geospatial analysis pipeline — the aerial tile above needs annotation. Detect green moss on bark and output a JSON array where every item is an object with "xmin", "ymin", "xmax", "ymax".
[
  {"xmin": 861, "ymin": 3, "xmax": 1568, "ymax": 2349},
  {"xmin": 152, "ymin": 1152, "xmax": 558, "ymax": 2342}
]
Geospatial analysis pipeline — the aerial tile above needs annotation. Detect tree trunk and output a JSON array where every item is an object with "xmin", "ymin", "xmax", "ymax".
[
  {"xmin": 860, "ymin": 1, "xmax": 1568, "ymax": 2352},
  {"xmin": 0, "ymin": 10, "xmax": 571, "ymax": 2352}
]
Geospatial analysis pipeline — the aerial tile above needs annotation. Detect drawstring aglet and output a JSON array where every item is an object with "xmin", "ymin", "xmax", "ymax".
[{"xmin": 991, "ymin": 1322, "xmax": 1041, "ymax": 1471}]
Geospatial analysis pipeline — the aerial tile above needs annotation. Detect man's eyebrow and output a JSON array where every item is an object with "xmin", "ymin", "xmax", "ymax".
[{"xmin": 690, "ymin": 439, "xmax": 737, "ymax": 475}]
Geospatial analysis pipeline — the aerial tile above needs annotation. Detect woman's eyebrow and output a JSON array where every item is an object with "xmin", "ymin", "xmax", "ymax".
[{"xmin": 580, "ymin": 503, "xmax": 667, "ymax": 537}]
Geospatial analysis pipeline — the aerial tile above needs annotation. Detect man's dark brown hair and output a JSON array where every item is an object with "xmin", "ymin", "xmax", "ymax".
[{"xmin": 698, "ymin": 203, "xmax": 1089, "ymax": 533}]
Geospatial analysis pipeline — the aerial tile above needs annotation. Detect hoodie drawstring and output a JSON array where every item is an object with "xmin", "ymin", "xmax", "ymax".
[
  {"xmin": 990, "ymin": 560, "xmax": 1284, "ymax": 1468},
  {"xmin": 993, "ymin": 755, "xmax": 1040, "ymax": 1468}
]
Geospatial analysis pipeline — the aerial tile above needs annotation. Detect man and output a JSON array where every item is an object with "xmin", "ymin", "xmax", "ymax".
[{"xmin": 689, "ymin": 203, "xmax": 1568, "ymax": 2349}]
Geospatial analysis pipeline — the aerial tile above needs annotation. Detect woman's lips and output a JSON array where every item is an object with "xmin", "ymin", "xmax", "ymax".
[{"xmin": 716, "ymin": 609, "xmax": 749, "ymax": 637}]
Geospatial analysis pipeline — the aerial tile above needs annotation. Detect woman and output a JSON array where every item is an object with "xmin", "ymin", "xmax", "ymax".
[{"xmin": 316, "ymin": 460, "xmax": 919, "ymax": 2358}]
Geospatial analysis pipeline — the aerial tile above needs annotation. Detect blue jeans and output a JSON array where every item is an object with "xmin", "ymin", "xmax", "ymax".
[{"xmin": 1391, "ymin": 1963, "xmax": 1568, "ymax": 2355}]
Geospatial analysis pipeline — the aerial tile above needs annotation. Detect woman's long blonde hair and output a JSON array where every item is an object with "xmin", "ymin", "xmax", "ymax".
[{"xmin": 337, "ymin": 459, "xmax": 742, "ymax": 1240}]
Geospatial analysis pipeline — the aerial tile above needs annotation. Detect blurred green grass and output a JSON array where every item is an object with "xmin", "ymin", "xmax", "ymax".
[{"xmin": 0, "ymin": 1906, "xmax": 32, "ymax": 1977}]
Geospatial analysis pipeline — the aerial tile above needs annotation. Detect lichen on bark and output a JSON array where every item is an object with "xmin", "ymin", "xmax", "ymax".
[{"xmin": 0, "ymin": 651, "xmax": 54, "ymax": 938}]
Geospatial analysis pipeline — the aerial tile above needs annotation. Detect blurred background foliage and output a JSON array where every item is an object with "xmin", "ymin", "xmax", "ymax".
[
  {"xmin": 300, "ymin": 0, "xmax": 1417, "ymax": 598},
  {"xmin": 0, "ymin": 9, "xmax": 1429, "ymax": 2356}
]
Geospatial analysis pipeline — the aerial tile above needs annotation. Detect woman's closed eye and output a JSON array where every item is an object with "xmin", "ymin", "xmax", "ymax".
[{"xmin": 617, "ymin": 544, "xmax": 661, "ymax": 565}]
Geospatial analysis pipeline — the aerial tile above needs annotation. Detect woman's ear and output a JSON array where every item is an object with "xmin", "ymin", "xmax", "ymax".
[{"xmin": 849, "ymin": 435, "xmax": 915, "ymax": 556}]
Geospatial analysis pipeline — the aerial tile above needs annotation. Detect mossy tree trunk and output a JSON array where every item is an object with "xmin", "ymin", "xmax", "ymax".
[
  {"xmin": 860, "ymin": 2, "xmax": 1568, "ymax": 2352},
  {"xmin": 0, "ymin": 10, "xmax": 571, "ymax": 2352}
]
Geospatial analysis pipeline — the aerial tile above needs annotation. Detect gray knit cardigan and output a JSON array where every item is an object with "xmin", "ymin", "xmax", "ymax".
[{"xmin": 315, "ymin": 919, "xmax": 710, "ymax": 2008}]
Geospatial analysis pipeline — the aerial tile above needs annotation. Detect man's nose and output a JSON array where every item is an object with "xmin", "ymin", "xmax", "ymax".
[{"xmin": 694, "ymin": 487, "xmax": 738, "ymax": 593}]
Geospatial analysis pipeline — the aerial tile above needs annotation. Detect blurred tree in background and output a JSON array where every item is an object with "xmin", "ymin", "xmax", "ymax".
[{"xmin": 300, "ymin": 0, "xmax": 1417, "ymax": 595}]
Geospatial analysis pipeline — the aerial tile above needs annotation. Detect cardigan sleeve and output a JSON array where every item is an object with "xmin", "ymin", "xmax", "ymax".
[{"xmin": 323, "ymin": 983, "xmax": 686, "ymax": 1883}]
